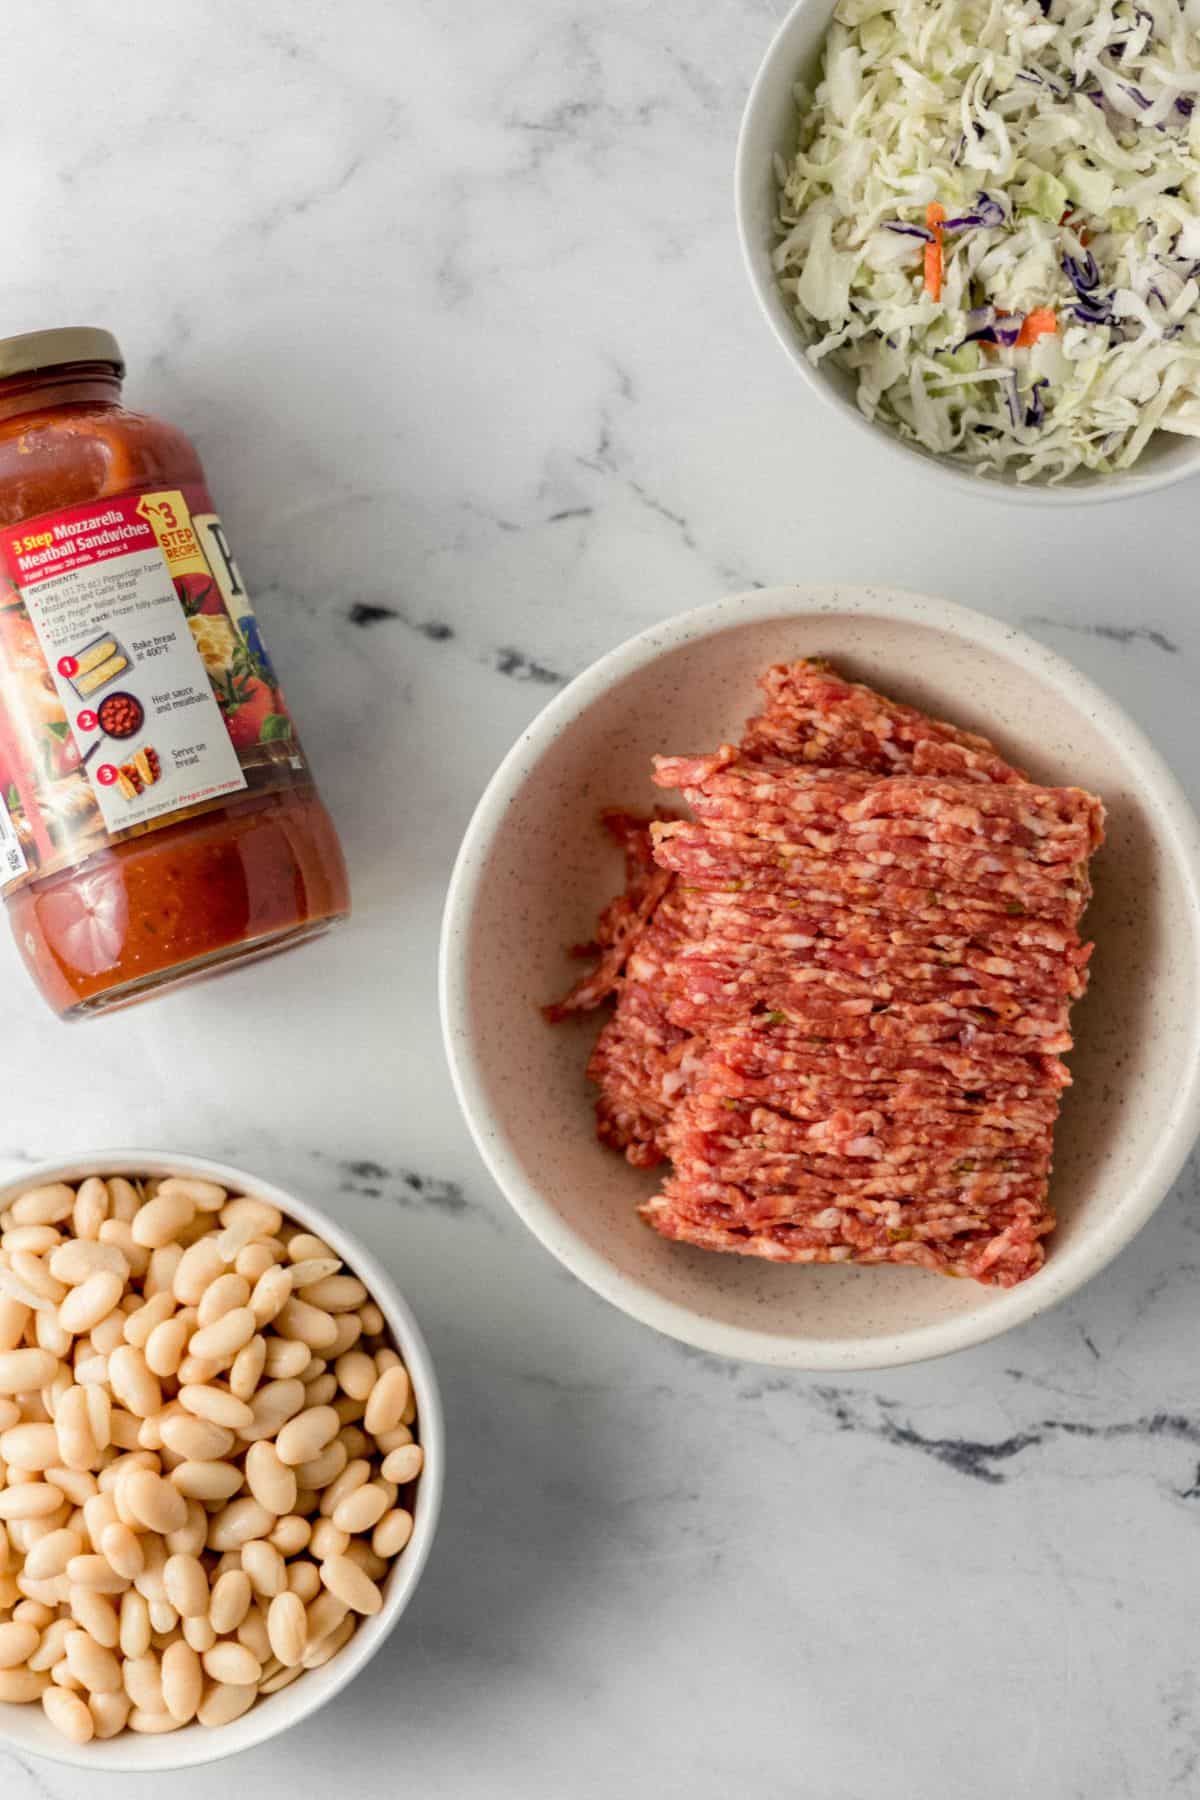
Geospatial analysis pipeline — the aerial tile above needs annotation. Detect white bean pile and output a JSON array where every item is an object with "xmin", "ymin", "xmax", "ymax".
[{"xmin": 0, "ymin": 1174, "xmax": 422, "ymax": 1744}]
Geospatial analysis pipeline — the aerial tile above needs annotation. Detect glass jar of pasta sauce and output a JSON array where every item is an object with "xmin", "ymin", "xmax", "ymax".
[{"xmin": 0, "ymin": 327, "xmax": 350, "ymax": 1017}]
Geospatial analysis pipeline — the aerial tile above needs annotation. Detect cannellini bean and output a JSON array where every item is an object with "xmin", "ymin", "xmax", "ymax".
[
  {"xmin": 287, "ymin": 1257, "xmax": 340, "ymax": 1289},
  {"xmin": 66, "ymin": 1554, "xmax": 128, "ymax": 1594},
  {"xmin": 123, "ymin": 1468, "xmax": 188, "ymax": 1535},
  {"xmin": 0, "ymin": 1346, "xmax": 58, "ymax": 1392},
  {"xmin": 275, "ymin": 1297, "xmax": 338, "ymax": 1351},
  {"xmin": 23, "ymin": 1527, "xmax": 82, "ymax": 1581},
  {"xmin": 42, "ymin": 1682, "xmax": 95, "ymax": 1742},
  {"xmin": 166, "ymin": 1499, "xmax": 208, "ymax": 1558},
  {"xmin": 294, "ymin": 1440, "xmax": 347, "ymax": 1492},
  {"xmin": 236, "ymin": 1605, "xmax": 272, "ymax": 1662},
  {"xmin": 263, "ymin": 1336, "xmax": 309, "ymax": 1380},
  {"xmin": 128, "ymin": 1706, "xmax": 185, "ymax": 1733},
  {"xmin": 172, "ymin": 1239, "xmax": 225, "ymax": 1306},
  {"xmin": 29, "ymin": 1616, "xmax": 72, "ymax": 1670},
  {"xmin": 156, "ymin": 1177, "xmax": 226, "ymax": 1213},
  {"xmin": 235, "ymin": 1241, "xmax": 278, "ymax": 1284},
  {"xmin": 2, "ymin": 1224, "xmax": 61, "ymax": 1253},
  {"xmin": 207, "ymin": 1498, "xmax": 276, "ymax": 1552},
  {"xmin": 119, "ymin": 1590, "xmax": 152, "ymax": 1660},
  {"xmin": 183, "ymin": 1613, "xmax": 216, "ymax": 1653},
  {"xmin": 202, "ymin": 1640, "xmax": 261, "ymax": 1686},
  {"xmin": 302, "ymin": 1614, "xmax": 355, "ymax": 1669},
  {"xmin": 381, "ymin": 1444, "xmax": 424, "ymax": 1485},
  {"xmin": 161, "ymin": 1638, "xmax": 202, "ymax": 1722},
  {"xmin": 363, "ymin": 1365, "xmax": 410, "ymax": 1436},
  {"xmin": 242, "ymin": 1540, "xmax": 285, "ymax": 1599},
  {"xmin": 90, "ymin": 1688, "xmax": 132, "ymax": 1738},
  {"xmin": 335, "ymin": 1350, "xmax": 377, "ymax": 1402},
  {"xmin": 144, "ymin": 1315, "xmax": 191, "ymax": 1379},
  {"xmin": 249, "ymin": 1265, "xmax": 293, "ymax": 1328},
  {"xmin": 287, "ymin": 1234, "xmax": 334, "ymax": 1264},
  {"xmin": 240, "ymin": 1377, "xmax": 305, "ymax": 1442},
  {"xmin": 285, "ymin": 1559, "xmax": 321, "ymax": 1602},
  {"xmin": 69, "ymin": 1586, "xmax": 120, "ymax": 1648},
  {"xmin": 11, "ymin": 1251, "xmax": 65, "ymax": 1304},
  {"xmin": 105, "ymin": 1179, "xmax": 140, "ymax": 1223},
  {"xmin": 298, "ymin": 1275, "xmax": 367, "ymax": 1313},
  {"xmin": 148, "ymin": 1596, "xmax": 178, "ymax": 1634},
  {"xmin": 55, "ymin": 1270, "xmax": 123, "ymax": 1337},
  {"xmin": 0, "ymin": 1420, "xmax": 59, "ymax": 1470},
  {"xmin": 188, "ymin": 1306, "xmax": 256, "ymax": 1367},
  {"xmin": 319, "ymin": 1554, "xmax": 382, "ymax": 1616},
  {"xmin": 178, "ymin": 1384, "xmax": 254, "ymax": 1431},
  {"xmin": 107, "ymin": 1346, "xmax": 162, "ymax": 1420},
  {"xmin": 0, "ymin": 1482, "xmax": 65, "ymax": 1520},
  {"xmin": 0, "ymin": 1299, "xmax": 32, "ymax": 1352},
  {"xmin": 55, "ymin": 1386, "xmax": 98, "ymax": 1471},
  {"xmin": 245, "ymin": 1440, "xmax": 297, "ymax": 1516},
  {"xmin": 159, "ymin": 1412, "xmax": 233, "ymax": 1463},
  {"xmin": 123, "ymin": 1289, "xmax": 174, "ymax": 1349},
  {"xmin": 100, "ymin": 1521, "xmax": 144, "ymax": 1580},
  {"xmin": 11, "ymin": 1185, "xmax": 75, "ymax": 1227},
  {"xmin": 164, "ymin": 1553, "xmax": 209, "ymax": 1619},
  {"xmin": 197, "ymin": 1273, "xmax": 251, "ymax": 1327},
  {"xmin": 171, "ymin": 1460, "xmax": 244, "ymax": 1503},
  {"xmin": 209, "ymin": 1568, "xmax": 252, "ymax": 1636},
  {"xmin": 49, "ymin": 1239, "xmax": 128, "ymax": 1287},
  {"xmin": 72, "ymin": 1179, "xmax": 109, "ymax": 1242},
  {"xmin": 0, "ymin": 1619, "xmax": 38, "ymax": 1666},
  {"xmin": 64, "ymin": 1628, "xmax": 122, "ymax": 1693},
  {"xmin": 269, "ymin": 1513, "xmax": 310, "ymax": 1557},
  {"xmin": 327, "ymin": 1314, "xmax": 362, "ymax": 1358},
  {"xmin": 0, "ymin": 1665, "xmax": 50, "ymax": 1701},
  {"xmin": 131, "ymin": 1191, "xmax": 195, "ymax": 1250},
  {"xmin": 308, "ymin": 1519, "xmax": 349, "ymax": 1562},
  {"xmin": 275, "ymin": 1405, "xmax": 339, "ymax": 1467},
  {"xmin": 197, "ymin": 1679, "xmax": 257, "ymax": 1728},
  {"xmin": 229, "ymin": 1334, "xmax": 266, "ymax": 1401},
  {"xmin": 259, "ymin": 1661, "xmax": 304, "ymax": 1695},
  {"xmin": 220, "ymin": 1197, "xmax": 282, "ymax": 1239},
  {"xmin": 122, "ymin": 1652, "xmax": 165, "ymax": 1712},
  {"xmin": 318, "ymin": 1458, "xmax": 370, "ymax": 1518}
]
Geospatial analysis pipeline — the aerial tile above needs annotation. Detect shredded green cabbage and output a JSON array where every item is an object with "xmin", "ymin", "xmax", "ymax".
[{"xmin": 774, "ymin": 0, "xmax": 1200, "ymax": 481}]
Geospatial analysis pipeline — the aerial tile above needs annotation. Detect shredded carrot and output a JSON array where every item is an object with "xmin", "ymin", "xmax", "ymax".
[
  {"xmin": 1015, "ymin": 308, "xmax": 1057, "ymax": 347},
  {"xmin": 924, "ymin": 202, "xmax": 946, "ymax": 300}
]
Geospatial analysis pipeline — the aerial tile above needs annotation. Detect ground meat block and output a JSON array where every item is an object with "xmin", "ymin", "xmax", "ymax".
[{"xmin": 547, "ymin": 658, "xmax": 1103, "ymax": 1284}]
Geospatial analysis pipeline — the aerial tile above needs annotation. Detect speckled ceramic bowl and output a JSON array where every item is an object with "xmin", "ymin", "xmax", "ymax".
[
  {"xmin": 0, "ymin": 1152, "xmax": 444, "ymax": 1772},
  {"xmin": 735, "ymin": 0, "xmax": 1200, "ymax": 503},
  {"xmin": 441, "ymin": 587, "xmax": 1200, "ymax": 1368}
]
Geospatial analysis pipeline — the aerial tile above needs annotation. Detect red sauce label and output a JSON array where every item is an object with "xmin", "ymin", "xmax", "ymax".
[{"xmin": 0, "ymin": 484, "xmax": 309, "ymax": 893}]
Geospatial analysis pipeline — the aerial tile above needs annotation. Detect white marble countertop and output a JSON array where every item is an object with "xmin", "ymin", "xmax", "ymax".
[{"xmin": 2, "ymin": 3, "xmax": 1199, "ymax": 1795}]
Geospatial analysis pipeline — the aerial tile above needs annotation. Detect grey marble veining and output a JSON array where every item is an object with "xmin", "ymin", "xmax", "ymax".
[{"xmin": 1, "ymin": 1, "xmax": 1199, "ymax": 1796}]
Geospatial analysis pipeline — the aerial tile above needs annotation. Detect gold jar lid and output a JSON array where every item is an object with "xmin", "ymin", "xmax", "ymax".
[{"xmin": 0, "ymin": 327, "xmax": 123, "ymax": 380}]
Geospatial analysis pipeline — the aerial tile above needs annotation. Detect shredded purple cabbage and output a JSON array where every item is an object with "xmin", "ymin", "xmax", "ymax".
[
  {"xmin": 883, "ymin": 222, "xmax": 934, "ymax": 241},
  {"xmin": 942, "ymin": 192, "xmax": 1006, "ymax": 231},
  {"xmin": 1024, "ymin": 379, "xmax": 1049, "ymax": 429}
]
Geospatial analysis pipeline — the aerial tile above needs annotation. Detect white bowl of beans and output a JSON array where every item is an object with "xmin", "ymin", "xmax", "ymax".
[{"xmin": 0, "ymin": 1152, "xmax": 444, "ymax": 1770}]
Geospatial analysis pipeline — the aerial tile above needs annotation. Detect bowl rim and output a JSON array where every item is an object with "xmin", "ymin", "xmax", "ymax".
[
  {"xmin": 440, "ymin": 584, "xmax": 1200, "ymax": 1369},
  {"xmin": 733, "ymin": 0, "xmax": 1200, "ymax": 507},
  {"xmin": 0, "ymin": 1149, "xmax": 445, "ymax": 1773}
]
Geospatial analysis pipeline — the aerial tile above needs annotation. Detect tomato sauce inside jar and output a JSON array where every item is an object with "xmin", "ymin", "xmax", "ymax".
[{"xmin": 0, "ymin": 327, "xmax": 350, "ymax": 1017}]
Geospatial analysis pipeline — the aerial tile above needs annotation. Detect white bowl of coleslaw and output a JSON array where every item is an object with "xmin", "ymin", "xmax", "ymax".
[{"xmin": 736, "ymin": 0, "xmax": 1200, "ymax": 501}]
